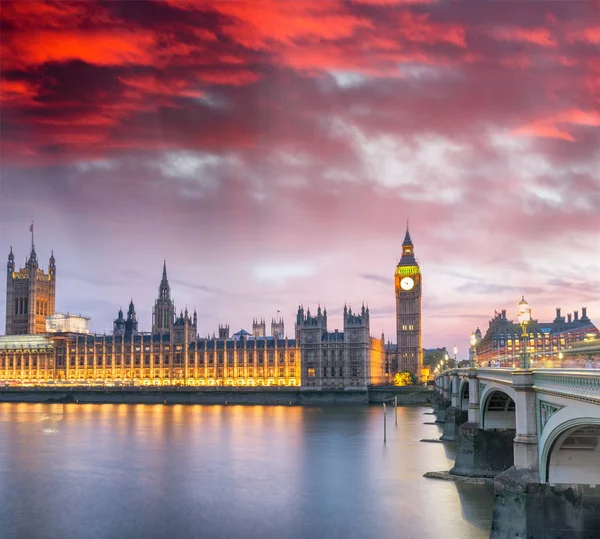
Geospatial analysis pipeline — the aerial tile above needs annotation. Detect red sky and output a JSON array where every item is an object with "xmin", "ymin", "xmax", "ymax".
[{"xmin": 1, "ymin": 0, "xmax": 599, "ymax": 356}]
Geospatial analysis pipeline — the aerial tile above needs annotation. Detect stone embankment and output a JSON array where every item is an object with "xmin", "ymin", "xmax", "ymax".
[
  {"xmin": 0, "ymin": 385, "xmax": 432, "ymax": 406},
  {"xmin": 423, "ymin": 471, "xmax": 493, "ymax": 485}
]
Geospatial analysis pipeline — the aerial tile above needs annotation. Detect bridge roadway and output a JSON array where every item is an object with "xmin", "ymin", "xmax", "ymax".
[{"xmin": 433, "ymin": 367, "xmax": 599, "ymax": 539}]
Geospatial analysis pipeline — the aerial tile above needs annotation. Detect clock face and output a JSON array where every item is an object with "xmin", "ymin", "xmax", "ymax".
[{"xmin": 400, "ymin": 277, "xmax": 414, "ymax": 291}]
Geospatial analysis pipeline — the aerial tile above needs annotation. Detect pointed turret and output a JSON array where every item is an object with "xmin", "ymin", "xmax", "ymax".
[
  {"xmin": 26, "ymin": 221, "xmax": 38, "ymax": 268},
  {"xmin": 124, "ymin": 300, "xmax": 138, "ymax": 334},
  {"xmin": 7, "ymin": 247, "xmax": 14, "ymax": 272},
  {"xmin": 152, "ymin": 260, "xmax": 175, "ymax": 334},
  {"xmin": 398, "ymin": 223, "xmax": 417, "ymax": 267},
  {"xmin": 402, "ymin": 225, "xmax": 413, "ymax": 247},
  {"xmin": 27, "ymin": 244, "xmax": 38, "ymax": 268}
]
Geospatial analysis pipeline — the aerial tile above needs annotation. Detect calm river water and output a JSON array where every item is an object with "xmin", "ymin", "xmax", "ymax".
[{"xmin": 0, "ymin": 403, "xmax": 493, "ymax": 539}]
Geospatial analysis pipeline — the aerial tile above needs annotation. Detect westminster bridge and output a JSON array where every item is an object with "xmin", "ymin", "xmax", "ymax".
[{"xmin": 433, "ymin": 367, "xmax": 600, "ymax": 538}]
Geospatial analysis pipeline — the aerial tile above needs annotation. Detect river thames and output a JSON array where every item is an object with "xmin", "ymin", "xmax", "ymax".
[{"xmin": 0, "ymin": 403, "xmax": 493, "ymax": 539}]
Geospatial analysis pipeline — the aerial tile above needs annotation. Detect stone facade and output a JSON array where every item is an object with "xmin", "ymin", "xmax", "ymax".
[
  {"xmin": 394, "ymin": 227, "xmax": 423, "ymax": 378},
  {"xmin": 1, "ymin": 254, "xmax": 387, "ymax": 387},
  {"xmin": 5, "ymin": 242, "xmax": 56, "ymax": 336},
  {"xmin": 296, "ymin": 304, "xmax": 386, "ymax": 387}
]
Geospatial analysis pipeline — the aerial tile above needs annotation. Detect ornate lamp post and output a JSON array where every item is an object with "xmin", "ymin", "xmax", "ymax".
[
  {"xmin": 517, "ymin": 296, "xmax": 532, "ymax": 369},
  {"xmin": 470, "ymin": 332, "xmax": 478, "ymax": 368}
]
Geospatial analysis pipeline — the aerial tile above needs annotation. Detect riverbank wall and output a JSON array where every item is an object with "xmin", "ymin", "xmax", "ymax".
[
  {"xmin": 0, "ymin": 386, "xmax": 431, "ymax": 406},
  {"xmin": 0, "ymin": 387, "xmax": 431, "ymax": 406}
]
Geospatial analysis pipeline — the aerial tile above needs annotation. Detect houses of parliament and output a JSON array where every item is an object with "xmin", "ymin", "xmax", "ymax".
[{"xmin": 0, "ymin": 229, "xmax": 423, "ymax": 387}]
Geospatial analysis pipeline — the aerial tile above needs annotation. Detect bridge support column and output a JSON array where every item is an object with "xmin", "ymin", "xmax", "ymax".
[
  {"xmin": 490, "ymin": 370, "xmax": 543, "ymax": 538},
  {"xmin": 512, "ymin": 369, "xmax": 538, "ymax": 472},
  {"xmin": 440, "ymin": 374, "xmax": 466, "ymax": 441},
  {"xmin": 434, "ymin": 374, "xmax": 451, "ymax": 423},
  {"xmin": 442, "ymin": 374, "xmax": 450, "ymax": 404},
  {"xmin": 450, "ymin": 373, "xmax": 459, "ymax": 408},
  {"xmin": 467, "ymin": 369, "xmax": 480, "ymax": 424}
]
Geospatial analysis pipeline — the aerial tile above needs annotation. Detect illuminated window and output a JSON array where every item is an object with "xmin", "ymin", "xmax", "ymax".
[{"xmin": 307, "ymin": 368, "xmax": 315, "ymax": 377}]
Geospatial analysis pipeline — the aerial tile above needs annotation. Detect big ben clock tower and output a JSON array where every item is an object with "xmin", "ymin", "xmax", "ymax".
[{"xmin": 395, "ymin": 226, "xmax": 423, "ymax": 379}]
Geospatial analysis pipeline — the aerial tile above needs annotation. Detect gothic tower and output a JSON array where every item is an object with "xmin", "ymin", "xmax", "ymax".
[
  {"xmin": 271, "ymin": 316, "xmax": 284, "ymax": 338},
  {"xmin": 395, "ymin": 225, "xmax": 423, "ymax": 378},
  {"xmin": 5, "ymin": 229, "xmax": 56, "ymax": 335},
  {"xmin": 152, "ymin": 261, "xmax": 175, "ymax": 335}
]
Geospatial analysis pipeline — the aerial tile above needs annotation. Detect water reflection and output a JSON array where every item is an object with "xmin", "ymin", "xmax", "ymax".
[{"xmin": 0, "ymin": 403, "xmax": 492, "ymax": 539}]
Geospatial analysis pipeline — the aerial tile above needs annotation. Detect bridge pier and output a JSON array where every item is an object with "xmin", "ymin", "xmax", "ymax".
[
  {"xmin": 450, "ymin": 371, "xmax": 514, "ymax": 477},
  {"xmin": 434, "ymin": 374, "xmax": 451, "ymax": 423},
  {"xmin": 440, "ymin": 374, "xmax": 467, "ymax": 441},
  {"xmin": 450, "ymin": 423, "xmax": 515, "ymax": 478},
  {"xmin": 490, "ymin": 468, "xmax": 600, "ymax": 539}
]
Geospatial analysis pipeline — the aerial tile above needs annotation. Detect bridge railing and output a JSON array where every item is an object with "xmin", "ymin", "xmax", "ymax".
[{"xmin": 532, "ymin": 369, "xmax": 600, "ymax": 403}]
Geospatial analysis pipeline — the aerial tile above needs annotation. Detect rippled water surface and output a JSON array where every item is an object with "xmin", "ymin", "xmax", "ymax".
[{"xmin": 0, "ymin": 403, "xmax": 493, "ymax": 539}]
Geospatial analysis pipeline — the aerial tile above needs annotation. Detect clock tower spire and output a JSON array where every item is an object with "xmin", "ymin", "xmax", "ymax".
[{"xmin": 395, "ymin": 224, "xmax": 423, "ymax": 379}]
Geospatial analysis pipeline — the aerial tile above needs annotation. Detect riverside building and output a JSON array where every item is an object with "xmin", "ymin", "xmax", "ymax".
[
  {"xmin": 476, "ymin": 306, "xmax": 598, "ymax": 367},
  {"xmin": 1, "ymin": 242, "xmax": 387, "ymax": 387}
]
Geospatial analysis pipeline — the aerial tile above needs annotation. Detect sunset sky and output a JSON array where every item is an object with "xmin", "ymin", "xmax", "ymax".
[{"xmin": 1, "ymin": 0, "xmax": 599, "ymax": 355}]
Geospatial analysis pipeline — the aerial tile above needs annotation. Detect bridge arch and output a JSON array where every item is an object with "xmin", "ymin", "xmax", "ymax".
[
  {"xmin": 458, "ymin": 378, "xmax": 469, "ymax": 411},
  {"xmin": 540, "ymin": 415, "xmax": 600, "ymax": 484},
  {"xmin": 480, "ymin": 386, "xmax": 516, "ymax": 429}
]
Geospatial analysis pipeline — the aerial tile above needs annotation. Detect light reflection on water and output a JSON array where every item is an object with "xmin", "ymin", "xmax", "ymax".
[{"xmin": 0, "ymin": 403, "xmax": 493, "ymax": 539}]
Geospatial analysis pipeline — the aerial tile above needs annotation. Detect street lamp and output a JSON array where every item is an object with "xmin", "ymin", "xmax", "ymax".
[
  {"xmin": 517, "ymin": 296, "xmax": 532, "ymax": 369},
  {"xmin": 470, "ymin": 332, "xmax": 478, "ymax": 368}
]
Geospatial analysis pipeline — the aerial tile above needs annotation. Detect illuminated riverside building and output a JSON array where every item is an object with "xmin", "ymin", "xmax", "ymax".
[
  {"xmin": 1, "ymin": 246, "xmax": 386, "ymax": 387},
  {"xmin": 476, "ymin": 307, "xmax": 598, "ymax": 367}
]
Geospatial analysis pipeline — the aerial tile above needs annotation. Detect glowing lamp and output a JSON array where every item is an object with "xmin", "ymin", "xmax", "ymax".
[{"xmin": 518, "ymin": 296, "xmax": 531, "ymax": 325}]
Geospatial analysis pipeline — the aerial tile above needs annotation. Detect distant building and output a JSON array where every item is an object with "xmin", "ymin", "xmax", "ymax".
[{"xmin": 477, "ymin": 307, "xmax": 598, "ymax": 367}]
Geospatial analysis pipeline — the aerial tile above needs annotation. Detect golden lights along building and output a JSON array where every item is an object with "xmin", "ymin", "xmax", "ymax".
[
  {"xmin": 1, "ymin": 244, "xmax": 389, "ymax": 387},
  {"xmin": 476, "ymin": 306, "xmax": 599, "ymax": 367}
]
